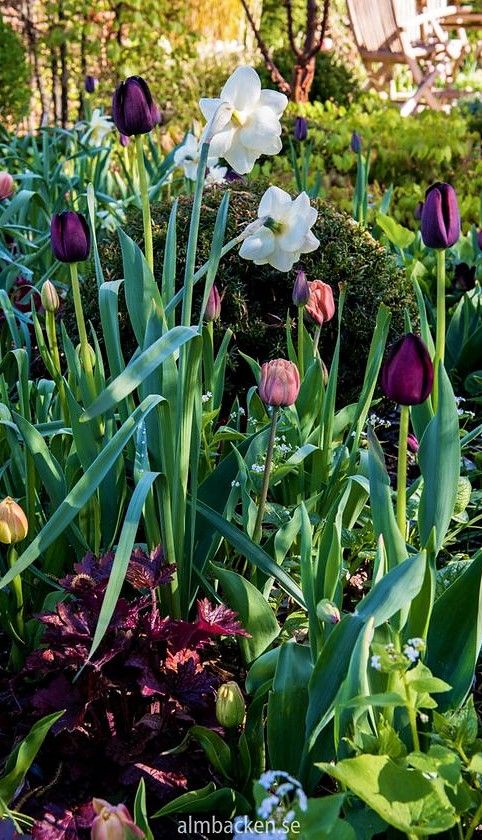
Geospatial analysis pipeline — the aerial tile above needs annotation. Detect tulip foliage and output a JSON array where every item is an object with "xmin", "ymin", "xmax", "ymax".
[{"xmin": 1, "ymin": 65, "xmax": 482, "ymax": 839}]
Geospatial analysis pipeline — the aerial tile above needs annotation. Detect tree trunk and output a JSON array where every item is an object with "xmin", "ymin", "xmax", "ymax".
[
  {"xmin": 58, "ymin": 0, "xmax": 69, "ymax": 127},
  {"xmin": 291, "ymin": 57, "xmax": 316, "ymax": 103}
]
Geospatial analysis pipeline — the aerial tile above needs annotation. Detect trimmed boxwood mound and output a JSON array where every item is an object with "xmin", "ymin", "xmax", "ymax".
[{"xmin": 64, "ymin": 184, "xmax": 416, "ymax": 403}]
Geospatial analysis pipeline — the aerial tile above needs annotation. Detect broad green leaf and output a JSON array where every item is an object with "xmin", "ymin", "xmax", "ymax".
[
  {"xmin": 267, "ymin": 643, "xmax": 312, "ymax": 774},
  {"xmin": 133, "ymin": 779, "xmax": 154, "ymax": 840},
  {"xmin": 318, "ymin": 754, "xmax": 457, "ymax": 835},
  {"xmin": 376, "ymin": 213, "xmax": 415, "ymax": 249},
  {"xmin": 152, "ymin": 785, "xmax": 249, "ymax": 818},
  {"xmin": 0, "ymin": 711, "xmax": 63, "ymax": 805}
]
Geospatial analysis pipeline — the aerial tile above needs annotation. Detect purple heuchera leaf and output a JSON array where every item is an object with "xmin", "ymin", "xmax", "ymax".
[
  {"xmin": 32, "ymin": 802, "xmax": 95, "ymax": 840},
  {"xmin": 168, "ymin": 598, "xmax": 250, "ymax": 652}
]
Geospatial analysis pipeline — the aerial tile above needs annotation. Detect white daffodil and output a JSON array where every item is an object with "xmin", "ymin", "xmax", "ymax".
[
  {"xmin": 239, "ymin": 186, "xmax": 319, "ymax": 272},
  {"xmin": 205, "ymin": 164, "xmax": 228, "ymax": 186},
  {"xmin": 173, "ymin": 132, "xmax": 219, "ymax": 181},
  {"xmin": 199, "ymin": 66, "xmax": 288, "ymax": 175},
  {"xmin": 85, "ymin": 109, "xmax": 113, "ymax": 146}
]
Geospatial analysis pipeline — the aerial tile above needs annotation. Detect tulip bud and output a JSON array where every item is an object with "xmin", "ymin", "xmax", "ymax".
[
  {"xmin": 421, "ymin": 182, "xmax": 460, "ymax": 249},
  {"xmin": 112, "ymin": 76, "xmax": 160, "ymax": 137},
  {"xmin": 305, "ymin": 280, "xmax": 336, "ymax": 326},
  {"xmin": 407, "ymin": 433, "xmax": 419, "ymax": 453},
  {"xmin": 0, "ymin": 171, "xmax": 14, "ymax": 200},
  {"xmin": 91, "ymin": 799, "xmax": 144, "ymax": 840},
  {"xmin": 294, "ymin": 116, "xmax": 308, "ymax": 142},
  {"xmin": 258, "ymin": 359, "xmax": 300, "ymax": 408},
  {"xmin": 477, "ymin": 230, "xmax": 482, "ymax": 251},
  {"xmin": 51, "ymin": 211, "xmax": 91, "ymax": 263},
  {"xmin": 119, "ymin": 133, "xmax": 130, "ymax": 148},
  {"xmin": 453, "ymin": 476, "xmax": 472, "ymax": 515},
  {"xmin": 350, "ymin": 132, "xmax": 362, "ymax": 154},
  {"xmin": 84, "ymin": 75, "xmax": 98, "ymax": 94},
  {"xmin": 292, "ymin": 270, "xmax": 310, "ymax": 306},
  {"xmin": 0, "ymin": 497, "xmax": 28, "ymax": 544},
  {"xmin": 414, "ymin": 201, "xmax": 424, "ymax": 221},
  {"xmin": 205, "ymin": 285, "xmax": 221, "ymax": 322},
  {"xmin": 216, "ymin": 681, "xmax": 246, "ymax": 728},
  {"xmin": 316, "ymin": 599, "xmax": 340, "ymax": 624},
  {"xmin": 76, "ymin": 342, "xmax": 96, "ymax": 367},
  {"xmin": 41, "ymin": 280, "xmax": 60, "ymax": 313},
  {"xmin": 381, "ymin": 333, "xmax": 434, "ymax": 406}
]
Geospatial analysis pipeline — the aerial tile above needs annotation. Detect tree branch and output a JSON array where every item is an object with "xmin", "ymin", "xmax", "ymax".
[
  {"xmin": 240, "ymin": 0, "xmax": 291, "ymax": 95},
  {"xmin": 284, "ymin": 0, "xmax": 302, "ymax": 58},
  {"xmin": 307, "ymin": 0, "xmax": 331, "ymax": 59}
]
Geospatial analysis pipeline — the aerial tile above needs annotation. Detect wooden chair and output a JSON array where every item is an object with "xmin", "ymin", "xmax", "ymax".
[{"xmin": 346, "ymin": 0, "xmax": 470, "ymax": 115}]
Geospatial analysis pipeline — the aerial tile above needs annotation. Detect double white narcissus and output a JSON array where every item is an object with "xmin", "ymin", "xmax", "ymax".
[
  {"xmin": 239, "ymin": 186, "xmax": 320, "ymax": 272},
  {"xmin": 199, "ymin": 66, "xmax": 288, "ymax": 174}
]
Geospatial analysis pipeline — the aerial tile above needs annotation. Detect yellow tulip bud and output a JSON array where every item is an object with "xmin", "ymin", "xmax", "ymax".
[
  {"xmin": 216, "ymin": 681, "xmax": 246, "ymax": 728},
  {"xmin": 0, "ymin": 497, "xmax": 28, "ymax": 544}
]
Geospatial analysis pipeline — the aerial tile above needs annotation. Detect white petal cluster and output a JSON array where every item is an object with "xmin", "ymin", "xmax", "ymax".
[
  {"xmin": 84, "ymin": 109, "xmax": 113, "ymax": 146},
  {"xmin": 239, "ymin": 186, "xmax": 319, "ymax": 272},
  {"xmin": 199, "ymin": 66, "xmax": 288, "ymax": 174},
  {"xmin": 173, "ymin": 132, "xmax": 221, "ymax": 182}
]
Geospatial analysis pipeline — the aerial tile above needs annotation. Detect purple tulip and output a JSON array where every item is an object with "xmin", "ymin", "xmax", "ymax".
[
  {"xmin": 350, "ymin": 131, "xmax": 362, "ymax": 153},
  {"xmin": 119, "ymin": 133, "xmax": 130, "ymax": 147},
  {"xmin": 454, "ymin": 262, "xmax": 476, "ymax": 291},
  {"xmin": 112, "ymin": 76, "xmax": 160, "ymax": 136},
  {"xmin": 205, "ymin": 284, "xmax": 221, "ymax": 322},
  {"xmin": 381, "ymin": 333, "xmax": 434, "ymax": 406},
  {"xmin": 414, "ymin": 201, "xmax": 424, "ymax": 221},
  {"xmin": 294, "ymin": 116, "xmax": 308, "ymax": 142},
  {"xmin": 421, "ymin": 182, "xmax": 460, "ymax": 249},
  {"xmin": 292, "ymin": 269, "xmax": 310, "ymax": 306},
  {"xmin": 477, "ymin": 230, "xmax": 482, "ymax": 251},
  {"xmin": 84, "ymin": 75, "xmax": 97, "ymax": 94},
  {"xmin": 407, "ymin": 433, "xmax": 419, "ymax": 453},
  {"xmin": 50, "ymin": 211, "xmax": 91, "ymax": 263}
]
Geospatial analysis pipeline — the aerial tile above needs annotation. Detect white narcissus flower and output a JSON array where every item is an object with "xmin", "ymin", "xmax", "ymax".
[
  {"xmin": 85, "ymin": 109, "xmax": 113, "ymax": 146},
  {"xmin": 205, "ymin": 165, "xmax": 228, "ymax": 186},
  {"xmin": 239, "ymin": 186, "xmax": 319, "ymax": 272},
  {"xmin": 199, "ymin": 66, "xmax": 288, "ymax": 175},
  {"xmin": 173, "ymin": 132, "xmax": 219, "ymax": 181}
]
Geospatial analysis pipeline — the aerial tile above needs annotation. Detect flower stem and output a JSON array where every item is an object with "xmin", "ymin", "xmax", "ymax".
[
  {"xmin": 402, "ymin": 671, "xmax": 420, "ymax": 752},
  {"xmin": 46, "ymin": 310, "xmax": 68, "ymax": 422},
  {"xmin": 69, "ymin": 262, "xmax": 96, "ymax": 401},
  {"xmin": 313, "ymin": 326, "xmax": 321, "ymax": 357},
  {"xmin": 396, "ymin": 404, "xmax": 410, "ymax": 538},
  {"xmin": 433, "ymin": 248, "xmax": 446, "ymax": 411},
  {"xmin": 465, "ymin": 799, "xmax": 482, "ymax": 840},
  {"xmin": 297, "ymin": 306, "xmax": 304, "ymax": 380},
  {"xmin": 135, "ymin": 134, "xmax": 154, "ymax": 273},
  {"xmin": 252, "ymin": 407, "xmax": 279, "ymax": 544}
]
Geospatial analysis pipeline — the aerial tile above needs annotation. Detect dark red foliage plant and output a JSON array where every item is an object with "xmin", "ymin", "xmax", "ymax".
[{"xmin": 13, "ymin": 546, "xmax": 249, "ymax": 837}]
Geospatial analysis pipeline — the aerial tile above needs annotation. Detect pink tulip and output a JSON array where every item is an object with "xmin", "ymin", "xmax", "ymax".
[
  {"xmin": 91, "ymin": 799, "xmax": 144, "ymax": 840},
  {"xmin": 0, "ymin": 171, "xmax": 14, "ymax": 200},
  {"xmin": 305, "ymin": 280, "xmax": 335, "ymax": 326},
  {"xmin": 258, "ymin": 359, "xmax": 300, "ymax": 407}
]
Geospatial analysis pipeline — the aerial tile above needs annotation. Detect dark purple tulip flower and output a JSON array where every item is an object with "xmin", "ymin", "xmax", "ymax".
[
  {"xmin": 421, "ymin": 182, "xmax": 460, "ymax": 249},
  {"xmin": 454, "ymin": 262, "xmax": 476, "ymax": 291},
  {"xmin": 381, "ymin": 333, "xmax": 434, "ymax": 406},
  {"xmin": 350, "ymin": 131, "xmax": 362, "ymax": 153},
  {"xmin": 112, "ymin": 76, "xmax": 160, "ymax": 136},
  {"xmin": 292, "ymin": 269, "xmax": 310, "ymax": 305},
  {"xmin": 84, "ymin": 75, "xmax": 97, "ymax": 94},
  {"xmin": 414, "ymin": 201, "xmax": 424, "ymax": 221},
  {"xmin": 294, "ymin": 116, "xmax": 308, "ymax": 142},
  {"xmin": 205, "ymin": 284, "xmax": 221, "ymax": 322},
  {"xmin": 50, "ymin": 211, "xmax": 91, "ymax": 263},
  {"xmin": 477, "ymin": 230, "xmax": 482, "ymax": 251}
]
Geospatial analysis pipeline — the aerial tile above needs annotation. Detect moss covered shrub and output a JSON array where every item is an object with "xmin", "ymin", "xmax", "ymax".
[{"xmin": 65, "ymin": 184, "xmax": 415, "ymax": 402}]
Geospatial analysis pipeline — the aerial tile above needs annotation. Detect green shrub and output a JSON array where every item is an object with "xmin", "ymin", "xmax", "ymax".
[
  {"xmin": 66, "ymin": 184, "xmax": 415, "ymax": 403},
  {"xmin": 0, "ymin": 15, "xmax": 30, "ymax": 124}
]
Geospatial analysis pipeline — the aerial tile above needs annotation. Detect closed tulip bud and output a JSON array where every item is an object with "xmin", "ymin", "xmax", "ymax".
[
  {"xmin": 294, "ymin": 116, "xmax": 308, "ymax": 142},
  {"xmin": 205, "ymin": 285, "xmax": 221, "ymax": 322},
  {"xmin": 216, "ymin": 681, "xmax": 246, "ymax": 728},
  {"xmin": 316, "ymin": 599, "xmax": 340, "ymax": 624},
  {"xmin": 381, "ymin": 333, "xmax": 434, "ymax": 406},
  {"xmin": 350, "ymin": 131, "xmax": 362, "ymax": 153},
  {"xmin": 119, "ymin": 133, "xmax": 130, "ymax": 148},
  {"xmin": 259, "ymin": 359, "xmax": 300, "ymax": 407},
  {"xmin": 112, "ymin": 76, "xmax": 160, "ymax": 136},
  {"xmin": 421, "ymin": 182, "xmax": 460, "ymax": 249},
  {"xmin": 84, "ymin": 75, "xmax": 98, "ymax": 94},
  {"xmin": 305, "ymin": 280, "xmax": 336, "ymax": 326},
  {"xmin": 41, "ymin": 280, "xmax": 60, "ymax": 313},
  {"xmin": 414, "ymin": 201, "xmax": 424, "ymax": 221},
  {"xmin": 292, "ymin": 269, "xmax": 310, "ymax": 306},
  {"xmin": 91, "ymin": 799, "xmax": 144, "ymax": 840},
  {"xmin": 453, "ymin": 476, "xmax": 472, "ymax": 515},
  {"xmin": 76, "ymin": 342, "xmax": 96, "ymax": 367},
  {"xmin": 0, "ymin": 171, "xmax": 14, "ymax": 200},
  {"xmin": 407, "ymin": 433, "xmax": 419, "ymax": 453},
  {"xmin": 0, "ymin": 497, "xmax": 28, "ymax": 544},
  {"xmin": 51, "ymin": 211, "xmax": 91, "ymax": 263}
]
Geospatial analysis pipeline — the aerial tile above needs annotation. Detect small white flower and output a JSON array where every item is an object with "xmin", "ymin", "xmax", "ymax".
[
  {"xmin": 205, "ymin": 164, "xmax": 228, "ymax": 186},
  {"xmin": 407, "ymin": 637, "xmax": 424, "ymax": 649},
  {"xmin": 251, "ymin": 463, "xmax": 265, "ymax": 474},
  {"xmin": 201, "ymin": 391, "xmax": 213, "ymax": 403},
  {"xmin": 231, "ymin": 479, "xmax": 241, "ymax": 487},
  {"xmin": 403, "ymin": 644, "xmax": 420, "ymax": 663},
  {"xmin": 174, "ymin": 132, "xmax": 218, "ymax": 181},
  {"xmin": 239, "ymin": 186, "xmax": 319, "ymax": 273},
  {"xmin": 371, "ymin": 654, "xmax": 382, "ymax": 671},
  {"xmin": 419, "ymin": 712, "xmax": 429, "ymax": 723},
  {"xmin": 199, "ymin": 65, "xmax": 288, "ymax": 174},
  {"xmin": 84, "ymin": 109, "xmax": 113, "ymax": 146}
]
